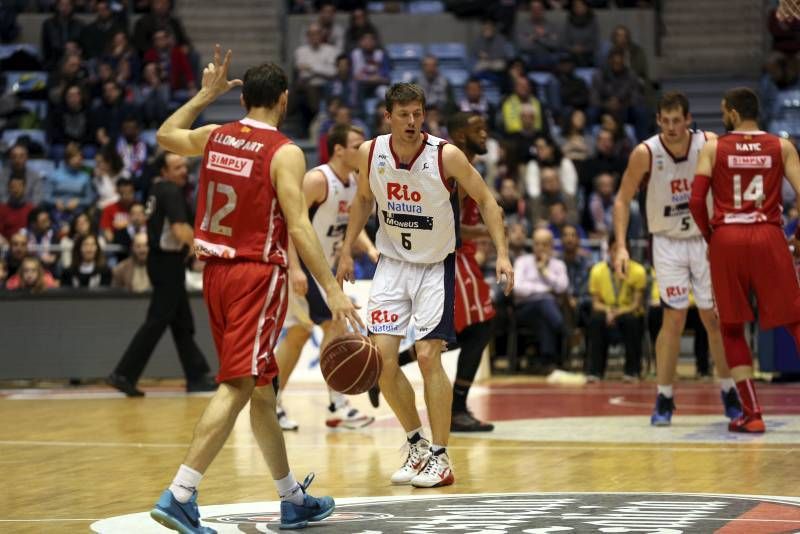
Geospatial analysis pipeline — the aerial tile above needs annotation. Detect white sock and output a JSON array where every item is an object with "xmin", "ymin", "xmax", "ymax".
[
  {"xmin": 430, "ymin": 444, "xmax": 446, "ymax": 455},
  {"xmin": 719, "ymin": 378, "xmax": 736, "ymax": 392},
  {"xmin": 657, "ymin": 385, "xmax": 674, "ymax": 398},
  {"xmin": 169, "ymin": 464, "xmax": 203, "ymax": 504},
  {"xmin": 328, "ymin": 389, "xmax": 347, "ymax": 410},
  {"xmin": 406, "ymin": 427, "xmax": 424, "ymax": 442},
  {"xmin": 275, "ymin": 472, "xmax": 304, "ymax": 505}
]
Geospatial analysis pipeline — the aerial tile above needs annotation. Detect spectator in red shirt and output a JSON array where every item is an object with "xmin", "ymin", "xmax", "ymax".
[
  {"xmin": 0, "ymin": 177, "xmax": 33, "ymax": 244},
  {"xmin": 100, "ymin": 178, "xmax": 136, "ymax": 243},
  {"xmin": 5, "ymin": 256, "xmax": 59, "ymax": 293},
  {"xmin": 143, "ymin": 29, "xmax": 196, "ymax": 94}
]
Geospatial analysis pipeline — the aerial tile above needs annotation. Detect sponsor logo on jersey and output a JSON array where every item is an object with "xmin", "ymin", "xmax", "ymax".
[
  {"xmin": 207, "ymin": 151, "xmax": 254, "ymax": 178},
  {"xmin": 211, "ymin": 132, "xmax": 264, "ymax": 152},
  {"xmin": 387, "ymin": 182, "xmax": 422, "ymax": 202},
  {"xmin": 665, "ymin": 285, "xmax": 688, "ymax": 299},
  {"xmin": 662, "ymin": 202, "xmax": 690, "ymax": 217},
  {"xmin": 382, "ymin": 211, "xmax": 434, "ymax": 230},
  {"xmin": 371, "ymin": 310, "xmax": 399, "ymax": 324},
  {"xmin": 338, "ymin": 200, "xmax": 349, "ymax": 214},
  {"xmin": 669, "ymin": 178, "xmax": 691, "ymax": 194},
  {"xmin": 724, "ymin": 212, "xmax": 767, "ymax": 224},
  {"xmin": 728, "ymin": 155, "xmax": 772, "ymax": 169},
  {"xmin": 193, "ymin": 238, "xmax": 237, "ymax": 259}
]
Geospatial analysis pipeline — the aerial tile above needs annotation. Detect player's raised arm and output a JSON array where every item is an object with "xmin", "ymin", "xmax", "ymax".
[
  {"xmin": 688, "ymin": 140, "xmax": 717, "ymax": 243},
  {"xmin": 273, "ymin": 143, "xmax": 364, "ymax": 331},
  {"xmin": 336, "ymin": 140, "xmax": 376, "ymax": 286},
  {"xmin": 613, "ymin": 143, "xmax": 649, "ymax": 277},
  {"xmin": 443, "ymin": 144, "xmax": 514, "ymax": 295},
  {"xmin": 156, "ymin": 44, "xmax": 242, "ymax": 156}
]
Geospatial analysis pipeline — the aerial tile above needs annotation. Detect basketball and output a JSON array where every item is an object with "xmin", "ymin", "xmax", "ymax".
[{"xmin": 320, "ymin": 333, "xmax": 382, "ymax": 395}]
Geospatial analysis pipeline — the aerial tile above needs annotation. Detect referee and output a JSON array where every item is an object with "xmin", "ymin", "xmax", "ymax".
[{"xmin": 107, "ymin": 152, "xmax": 215, "ymax": 396}]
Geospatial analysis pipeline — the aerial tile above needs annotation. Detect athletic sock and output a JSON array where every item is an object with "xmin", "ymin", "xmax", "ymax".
[
  {"xmin": 276, "ymin": 472, "xmax": 304, "ymax": 506},
  {"xmin": 657, "ymin": 384, "xmax": 673, "ymax": 398},
  {"xmin": 169, "ymin": 464, "xmax": 203, "ymax": 503},
  {"xmin": 452, "ymin": 382, "xmax": 470, "ymax": 413},
  {"xmin": 719, "ymin": 378, "xmax": 736, "ymax": 393},
  {"xmin": 430, "ymin": 444, "xmax": 446, "ymax": 455},
  {"xmin": 736, "ymin": 379, "xmax": 762, "ymax": 417},
  {"xmin": 407, "ymin": 427, "xmax": 424, "ymax": 443}
]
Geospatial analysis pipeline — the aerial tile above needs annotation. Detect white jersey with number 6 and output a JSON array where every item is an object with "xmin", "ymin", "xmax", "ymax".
[
  {"xmin": 643, "ymin": 130, "xmax": 711, "ymax": 239},
  {"xmin": 309, "ymin": 164, "xmax": 356, "ymax": 268},
  {"xmin": 368, "ymin": 133, "xmax": 457, "ymax": 264}
]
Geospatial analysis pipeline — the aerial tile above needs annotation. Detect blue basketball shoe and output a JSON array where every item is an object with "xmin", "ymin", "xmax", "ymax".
[
  {"xmin": 650, "ymin": 393, "xmax": 675, "ymax": 426},
  {"xmin": 150, "ymin": 489, "xmax": 217, "ymax": 534},
  {"xmin": 721, "ymin": 388, "xmax": 744, "ymax": 420},
  {"xmin": 280, "ymin": 473, "xmax": 335, "ymax": 529}
]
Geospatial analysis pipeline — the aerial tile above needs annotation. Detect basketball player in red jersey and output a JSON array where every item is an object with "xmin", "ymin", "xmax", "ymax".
[
  {"xmin": 690, "ymin": 87, "xmax": 800, "ymax": 433},
  {"xmin": 147, "ymin": 46, "xmax": 363, "ymax": 533}
]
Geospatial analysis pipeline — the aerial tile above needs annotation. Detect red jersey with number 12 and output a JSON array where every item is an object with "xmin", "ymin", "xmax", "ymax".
[
  {"xmin": 194, "ymin": 118, "xmax": 291, "ymax": 266},
  {"xmin": 710, "ymin": 131, "xmax": 784, "ymax": 228}
]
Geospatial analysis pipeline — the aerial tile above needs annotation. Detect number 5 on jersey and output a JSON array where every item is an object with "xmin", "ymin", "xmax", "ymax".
[{"xmin": 200, "ymin": 180, "xmax": 237, "ymax": 236}]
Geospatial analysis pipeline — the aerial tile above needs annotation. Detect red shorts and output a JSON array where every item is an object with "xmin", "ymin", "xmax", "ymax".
[
  {"xmin": 203, "ymin": 260, "xmax": 288, "ymax": 386},
  {"xmin": 454, "ymin": 249, "xmax": 496, "ymax": 333},
  {"xmin": 709, "ymin": 224, "xmax": 800, "ymax": 328}
]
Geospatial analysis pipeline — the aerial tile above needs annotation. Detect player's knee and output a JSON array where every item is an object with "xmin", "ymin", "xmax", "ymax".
[
  {"xmin": 698, "ymin": 308, "xmax": 720, "ymax": 331},
  {"xmin": 660, "ymin": 308, "xmax": 688, "ymax": 333},
  {"xmin": 415, "ymin": 350, "xmax": 441, "ymax": 375}
]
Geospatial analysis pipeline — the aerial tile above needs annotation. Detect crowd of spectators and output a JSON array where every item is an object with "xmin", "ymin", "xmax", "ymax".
[{"xmin": 0, "ymin": 0, "xmax": 207, "ymax": 295}]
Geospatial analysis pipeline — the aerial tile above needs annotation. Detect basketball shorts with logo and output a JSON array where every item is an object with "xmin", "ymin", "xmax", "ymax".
[
  {"xmin": 709, "ymin": 224, "xmax": 800, "ymax": 328},
  {"xmin": 454, "ymin": 249, "xmax": 496, "ymax": 333},
  {"xmin": 367, "ymin": 253, "xmax": 456, "ymax": 343},
  {"xmin": 282, "ymin": 262, "xmax": 332, "ymax": 329},
  {"xmin": 652, "ymin": 234, "xmax": 714, "ymax": 309},
  {"xmin": 203, "ymin": 260, "xmax": 287, "ymax": 387}
]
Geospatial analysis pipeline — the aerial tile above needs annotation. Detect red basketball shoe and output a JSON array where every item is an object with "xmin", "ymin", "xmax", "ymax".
[{"xmin": 728, "ymin": 414, "xmax": 766, "ymax": 433}]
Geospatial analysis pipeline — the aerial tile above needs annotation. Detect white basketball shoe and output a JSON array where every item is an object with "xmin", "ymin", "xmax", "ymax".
[
  {"xmin": 411, "ymin": 450, "xmax": 455, "ymax": 488},
  {"xmin": 276, "ymin": 407, "xmax": 299, "ymax": 431},
  {"xmin": 390, "ymin": 437, "xmax": 431, "ymax": 485},
  {"xmin": 325, "ymin": 401, "xmax": 375, "ymax": 429}
]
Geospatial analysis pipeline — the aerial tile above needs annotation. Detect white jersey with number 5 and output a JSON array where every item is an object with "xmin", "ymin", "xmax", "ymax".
[
  {"xmin": 368, "ymin": 133, "xmax": 457, "ymax": 264},
  {"xmin": 309, "ymin": 164, "xmax": 356, "ymax": 268},
  {"xmin": 643, "ymin": 130, "xmax": 711, "ymax": 239}
]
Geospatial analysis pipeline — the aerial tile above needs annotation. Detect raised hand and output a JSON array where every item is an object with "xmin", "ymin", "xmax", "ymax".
[{"xmin": 201, "ymin": 44, "xmax": 243, "ymax": 98}]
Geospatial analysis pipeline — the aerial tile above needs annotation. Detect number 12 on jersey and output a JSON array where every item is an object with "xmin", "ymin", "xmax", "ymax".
[
  {"xmin": 732, "ymin": 174, "xmax": 764, "ymax": 209},
  {"xmin": 200, "ymin": 180, "xmax": 237, "ymax": 236}
]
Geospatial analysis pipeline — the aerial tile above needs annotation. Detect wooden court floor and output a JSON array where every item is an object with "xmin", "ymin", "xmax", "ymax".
[{"xmin": 2, "ymin": 378, "xmax": 799, "ymax": 533}]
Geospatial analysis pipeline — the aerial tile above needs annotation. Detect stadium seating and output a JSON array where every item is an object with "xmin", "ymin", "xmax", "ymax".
[{"xmin": 426, "ymin": 42, "xmax": 469, "ymax": 69}]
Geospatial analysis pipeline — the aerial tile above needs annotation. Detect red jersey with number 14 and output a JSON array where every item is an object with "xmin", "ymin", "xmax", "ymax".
[
  {"xmin": 194, "ymin": 117, "xmax": 291, "ymax": 266},
  {"xmin": 710, "ymin": 131, "xmax": 784, "ymax": 229}
]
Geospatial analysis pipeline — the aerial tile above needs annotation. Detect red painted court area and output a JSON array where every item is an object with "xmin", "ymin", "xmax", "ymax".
[{"xmin": 473, "ymin": 382, "xmax": 800, "ymax": 421}]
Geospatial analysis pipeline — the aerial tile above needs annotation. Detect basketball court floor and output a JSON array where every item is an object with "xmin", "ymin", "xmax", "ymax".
[{"xmin": 2, "ymin": 376, "xmax": 800, "ymax": 533}]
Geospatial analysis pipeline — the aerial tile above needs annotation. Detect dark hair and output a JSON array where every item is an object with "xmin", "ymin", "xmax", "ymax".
[
  {"xmin": 69, "ymin": 210, "xmax": 97, "ymax": 237},
  {"xmin": 658, "ymin": 91, "xmax": 690, "ymax": 116},
  {"xmin": 154, "ymin": 151, "xmax": 177, "ymax": 174},
  {"xmin": 99, "ymin": 143, "xmax": 124, "ymax": 175},
  {"xmin": 73, "ymin": 232, "xmax": 106, "ymax": 269},
  {"xmin": 385, "ymin": 83, "xmax": 426, "ymax": 112},
  {"xmin": 335, "ymin": 53, "xmax": 350, "ymax": 64},
  {"xmin": 607, "ymin": 47, "xmax": 625, "ymax": 62},
  {"xmin": 465, "ymin": 76, "xmax": 481, "ymax": 87},
  {"xmin": 116, "ymin": 177, "xmax": 135, "ymax": 190},
  {"xmin": 723, "ymin": 87, "xmax": 760, "ymax": 121},
  {"xmin": 446, "ymin": 111, "xmax": 478, "ymax": 136},
  {"xmin": 7, "ymin": 175, "xmax": 25, "ymax": 186},
  {"xmin": 242, "ymin": 62, "xmax": 288, "ymax": 110},
  {"xmin": 28, "ymin": 206, "xmax": 48, "ymax": 226},
  {"xmin": 327, "ymin": 123, "xmax": 364, "ymax": 155}
]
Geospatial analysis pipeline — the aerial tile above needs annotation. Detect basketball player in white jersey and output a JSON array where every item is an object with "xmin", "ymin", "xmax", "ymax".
[
  {"xmin": 613, "ymin": 91, "xmax": 743, "ymax": 426},
  {"xmin": 337, "ymin": 83, "xmax": 514, "ymax": 488},
  {"xmin": 275, "ymin": 124, "xmax": 378, "ymax": 431}
]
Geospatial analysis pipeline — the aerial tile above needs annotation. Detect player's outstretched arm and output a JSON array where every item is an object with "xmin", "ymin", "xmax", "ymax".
[
  {"xmin": 688, "ymin": 140, "xmax": 716, "ymax": 243},
  {"xmin": 274, "ymin": 143, "xmax": 364, "ymax": 331},
  {"xmin": 337, "ymin": 141, "xmax": 375, "ymax": 286},
  {"xmin": 613, "ymin": 143, "xmax": 649, "ymax": 277},
  {"xmin": 156, "ymin": 44, "xmax": 242, "ymax": 156},
  {"xmin": 443, "ymin": 144, "xmax": 514, "ymax": 295}
]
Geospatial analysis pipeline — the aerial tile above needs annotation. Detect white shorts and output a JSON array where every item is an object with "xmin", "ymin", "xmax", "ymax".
[
  {"xmin": 367, "ymin": 254, "xmax": 456, "ymax": 342},
  {"xmin": 652, "ymin": 234, "xmax": 714, "ymax": 310},
  {"xmin": 282, "ymin": 291, "xmax": 314, "ymax": 330}
]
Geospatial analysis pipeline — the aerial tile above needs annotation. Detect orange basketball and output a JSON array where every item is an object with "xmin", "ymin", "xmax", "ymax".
[{"xmin": 320, "ymin": 333, "xmax": 382, "ymax": 394}]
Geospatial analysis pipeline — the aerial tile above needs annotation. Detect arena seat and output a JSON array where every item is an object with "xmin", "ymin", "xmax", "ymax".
[
  {"xmin": 386, "ymin": 43, "xmax": 424, "ymax": 69},
  {"xmin": 427, "ymin": 42, "xmax": 468, "ymax": 69},
  {"xmin": 407, "ymin": 1, "xmax": 445, "ymax": 13}
]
